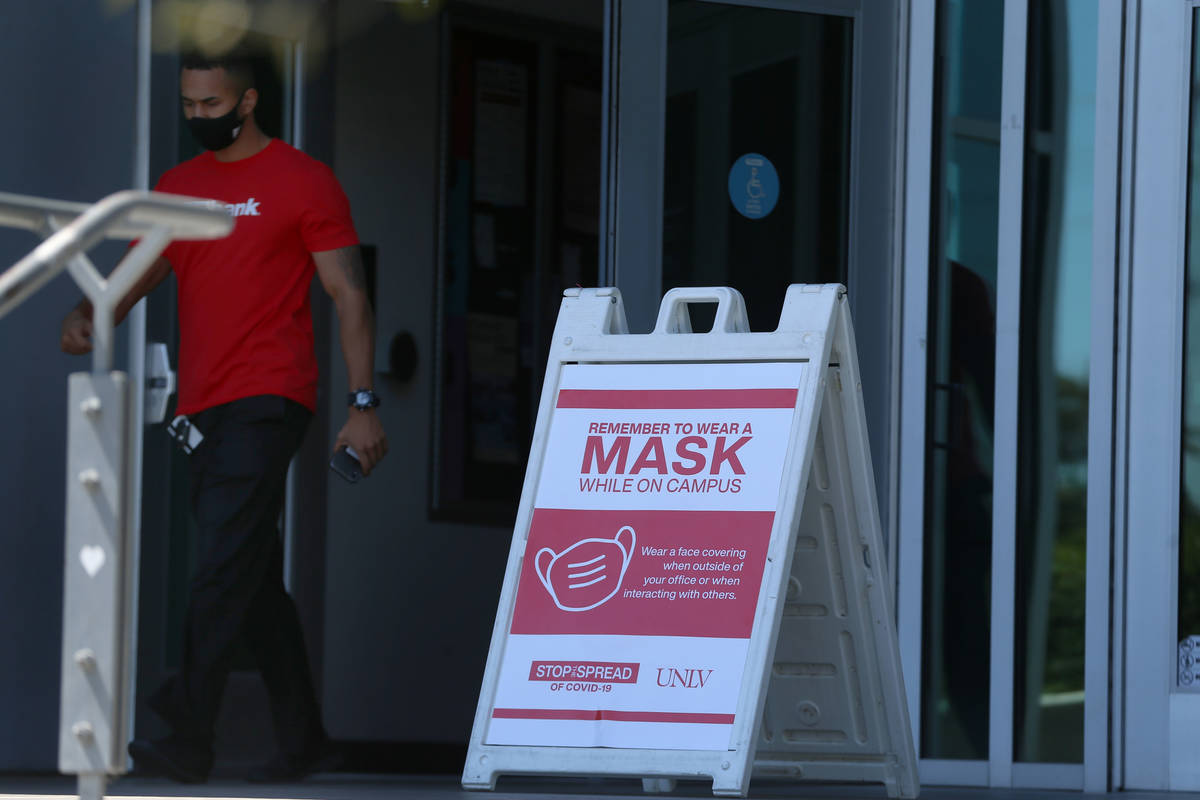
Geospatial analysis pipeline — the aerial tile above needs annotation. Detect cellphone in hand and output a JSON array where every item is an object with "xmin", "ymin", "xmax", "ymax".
[{"xmin": 330, "ymin": 446, "xmax": 363, "ymax": 483}]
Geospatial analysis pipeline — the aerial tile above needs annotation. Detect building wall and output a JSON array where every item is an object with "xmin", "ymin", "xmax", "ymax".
[{"xmin": 0, "ymin": 1, "xmax": 139, "ymax": 771}]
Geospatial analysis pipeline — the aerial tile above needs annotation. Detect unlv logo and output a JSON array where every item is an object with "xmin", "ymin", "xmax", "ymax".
[{"xmin": 656, "ymin": 667, "xmax": 714, "ymax": 688}]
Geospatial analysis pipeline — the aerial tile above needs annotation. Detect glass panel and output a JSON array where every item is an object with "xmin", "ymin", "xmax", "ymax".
[
  {"xmin": 1013, "ymin": 0, "xmax": 1095, "ymax": 763},
  {"xmin": 1180, "ymin": 7, "xmax": 1200, "ymax": 690},
  {"xmin": 662, "ymin": 1, "xmax": 850, "ymax": 332},
  {"xmin": 434, "ymin": 31, "xmax": 603, "ymax": 523},
  {"xmin": 922, "ymin": 0, "xmax": 1003, "ymax": 761}
]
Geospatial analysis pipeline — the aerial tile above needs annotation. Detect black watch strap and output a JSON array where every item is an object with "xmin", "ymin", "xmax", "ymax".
[{"xmin": 348, "ymin": 388, "xmax": 381, "ymax": 410}]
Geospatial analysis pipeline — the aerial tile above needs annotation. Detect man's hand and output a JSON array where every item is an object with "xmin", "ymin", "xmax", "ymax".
[
  {"xmin": 59, "ymin": 256, "xmax": 172, "ymax": 356},
  {"xmin": 334, "ymin": 408, "xmax": 387, "ymax": 476},
  {"xmin": 61, "ymin": 307, "xmax": 94, "ymax": 355}
]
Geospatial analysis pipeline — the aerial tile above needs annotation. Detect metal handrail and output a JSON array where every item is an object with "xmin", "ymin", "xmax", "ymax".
[
  {"xmin": 0, "ymin": 194, "xmax": 96, "ymax": 236},
  {"xmin": 0, "ymin": 190, "xmax": 234, "ymax": 241},
  {"xmin": 1, "ymin": 193, "xmax": 138, "ymax": 240},
  {"xmin": 0, "ymin": 190, "xmax": 234, "ymax": 800},
  {"xmin": 0, "ymin": 190, "xmax": 233, "ymax": 372},
  {"xmin": 0, "ymin": 190, "xmax": 232, "ymax": 319}
]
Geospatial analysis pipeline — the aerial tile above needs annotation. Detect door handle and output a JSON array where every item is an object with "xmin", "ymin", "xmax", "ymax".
[{"xmin": 144, "ymin": 342, "xmax": 176, "ymax": 425}]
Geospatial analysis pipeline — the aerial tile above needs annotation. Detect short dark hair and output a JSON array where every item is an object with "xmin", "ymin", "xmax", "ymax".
[{"xmin": 180, "ymin": 50, "xmax": 256, "ymax": 94}]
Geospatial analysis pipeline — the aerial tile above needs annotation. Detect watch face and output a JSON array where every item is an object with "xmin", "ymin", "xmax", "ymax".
[{"xmin": 351, "ymin": 390, "xmax": 378, "ymax": 408}]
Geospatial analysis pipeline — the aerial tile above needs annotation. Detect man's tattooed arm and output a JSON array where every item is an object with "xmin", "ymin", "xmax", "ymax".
[
  {"xmin": 313, "ymin": 243, "xmax": 376, "ymax": 388},
  {"xmin": 331, "ymin": 244, "xmax": 367, "ymax": 292}
]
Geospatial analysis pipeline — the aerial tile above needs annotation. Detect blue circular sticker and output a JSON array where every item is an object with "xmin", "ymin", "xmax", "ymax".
[{"xmin": 728, "ymin": 153, "xmax": 780, "ymax": 219}]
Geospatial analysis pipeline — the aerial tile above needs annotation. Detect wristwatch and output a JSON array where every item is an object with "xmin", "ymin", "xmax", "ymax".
[{"xmin": 348, "ymin": 388, "xmax": 381, "ymax": 410}]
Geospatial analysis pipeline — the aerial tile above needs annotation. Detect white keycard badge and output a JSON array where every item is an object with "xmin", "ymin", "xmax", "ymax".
[{"xmin": 168, "ymin": 415, "xmax": 205, "ymax": 454}]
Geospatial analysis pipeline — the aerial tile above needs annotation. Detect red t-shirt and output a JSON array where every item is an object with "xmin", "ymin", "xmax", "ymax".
[{"xmin": 155, "ymin": 139, "xmax": 358, "ymax": 415}]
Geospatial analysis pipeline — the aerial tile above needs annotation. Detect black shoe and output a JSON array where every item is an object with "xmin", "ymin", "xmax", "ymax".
[
  {"xmin": 128, "ymin": 736, "xmax": 212, "ymax": 784},
  {"xmin": 245, "ymin": 747, "xmax": 342, "ymax": 783}
]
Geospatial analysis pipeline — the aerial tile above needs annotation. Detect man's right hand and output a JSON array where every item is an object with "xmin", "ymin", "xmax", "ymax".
[{"xmin": 61, "ymin": 308, "xmax": 94, "ymax": 354}]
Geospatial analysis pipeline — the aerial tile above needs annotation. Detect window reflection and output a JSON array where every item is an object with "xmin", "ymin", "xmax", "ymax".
[
  {"xmin": 923, "ymin": 0, "xmax": 1002, "ymax": 760},
  {"xmin": 1013, "ymin": 0, "xmax": 1094, "ymax": 763}
]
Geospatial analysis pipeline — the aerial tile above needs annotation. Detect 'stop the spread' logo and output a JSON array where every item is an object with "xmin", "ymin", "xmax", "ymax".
[{"xmin": 535, "ymin": 525, "xmax": 636, "ymax": 612}]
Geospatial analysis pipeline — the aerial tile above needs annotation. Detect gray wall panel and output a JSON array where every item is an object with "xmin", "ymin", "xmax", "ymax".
[
  {"xmin": 0, "ymin": 1, "xmax": 138, "ymax": 770},
  {"xmin": 324, "ymin": 4, "xmax": 509, "ymax": 744}
]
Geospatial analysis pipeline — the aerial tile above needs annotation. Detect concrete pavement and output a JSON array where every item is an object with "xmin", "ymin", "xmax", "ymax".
[{"xmin": 4, "ymin": 774, "xmax": 1200, "ymax": 800}]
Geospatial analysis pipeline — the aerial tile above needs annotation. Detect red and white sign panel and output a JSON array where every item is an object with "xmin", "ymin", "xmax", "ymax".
[{"xmin": 486, "ymin": 362, "xmax": 807, "ymax": 750}]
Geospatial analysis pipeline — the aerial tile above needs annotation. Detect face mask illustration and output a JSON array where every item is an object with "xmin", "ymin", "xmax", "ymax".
[{"xmin": 534, "ymin": 526, "xmax": 636, "ymax": 612}]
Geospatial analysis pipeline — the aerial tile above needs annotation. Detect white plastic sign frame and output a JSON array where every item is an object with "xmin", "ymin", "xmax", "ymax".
[{"xmin": 463, "ymin": 285, "xmax": 917, "ymax": 798}]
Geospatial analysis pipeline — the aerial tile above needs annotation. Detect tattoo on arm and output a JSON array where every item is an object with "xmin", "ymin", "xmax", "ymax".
[{"xmin": 334, "ymin": 246, "xmax": 367, "ymax": 292}]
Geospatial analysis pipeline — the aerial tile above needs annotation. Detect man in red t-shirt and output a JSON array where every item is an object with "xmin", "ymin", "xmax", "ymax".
[{"xmin": 60, "ymin": 51, "xmax": 385, "ymax": 783}]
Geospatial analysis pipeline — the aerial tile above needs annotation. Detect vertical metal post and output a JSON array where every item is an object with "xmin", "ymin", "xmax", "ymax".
[
  {"xmin": 1110, "ymin": 0, "xmax": 1141, "ymax": 789},
  {"xmin": 59, "ymin": 374, "xmax": 132, "ymax": 790},
  {"xmin": 1122, "ymin": 0, "xmax": 1191, "ymax": 788},
  {"xmin": 1083, "ymin": 0, "xmax": 1124, "ymax": 792},
  {"xmin": 599, "ymin": 0, "xmax": 617, "ymax": 286},
  {"xmin": 78, "ymin": 774, "xmax": 107, "ymax": 800},
  {"xmin": 284, "ymin": 37, "xmax": 306, "ymax": 594},
  {"xmin": 897, "ymin": 0, "xmax": 936, "ymax": 760},
  {"xmin": 990, "ymin": 0, "xmax": 1030, "ymax": 787},
  {"xmin": 124, "ymin": 0, "xmax": 154, "ymax": 755},
  {"xmin": 603, "ymin": 0, "xmax": 667, "ymax": 332}
]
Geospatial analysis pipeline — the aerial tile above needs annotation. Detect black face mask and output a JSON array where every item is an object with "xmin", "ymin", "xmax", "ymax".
[{"xmin": 186, "ymin": 94, "xmax": 246, "ymax": 151}]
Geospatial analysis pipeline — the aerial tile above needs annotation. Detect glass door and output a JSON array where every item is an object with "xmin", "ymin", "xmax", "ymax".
[
  {"xmin": 603, "ymin": 0, "xmax": 899, "ymax": 549},
  {"xmin": 904, "ymin": 0, "xmax": 1121, "ymax": 791},
  {"xmin": 1123, "ymin": 0, "xmax": 1200, "ymax": 791},
  {"xmin": 658, "ymin": 2, "xmax": 852, "ymax": 329},
  {"xmin": 607, "ymin": 0, "xmax": 1122, "ymax": 791}
]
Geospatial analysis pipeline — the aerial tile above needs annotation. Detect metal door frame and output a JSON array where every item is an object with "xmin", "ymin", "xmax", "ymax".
[
  {"xmin": 1121, "ymin": 0, "xmax": 1200, "ymax": 791},
  {"xmin": 124, "ymin": 0, "xmax": 152, "ymax": 746},
  {"xmin": 899, "ymin": 0, "xmax": 1122, "ymax": 791}
]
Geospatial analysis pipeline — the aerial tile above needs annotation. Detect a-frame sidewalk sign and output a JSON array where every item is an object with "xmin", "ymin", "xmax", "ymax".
[{"xmin": 462, "ymin": 285, "xmax": 918, "ymax": 798}]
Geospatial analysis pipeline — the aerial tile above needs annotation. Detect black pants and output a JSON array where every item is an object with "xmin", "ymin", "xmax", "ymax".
[{"xmin": 149, "ymin": 395, "xmax": 325, "ymax": 757}]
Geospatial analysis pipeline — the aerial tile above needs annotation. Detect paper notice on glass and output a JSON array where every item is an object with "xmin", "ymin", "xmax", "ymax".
[{"xmin": 475, "ymin": 60, "xmax": 528, "ymax": 208}]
